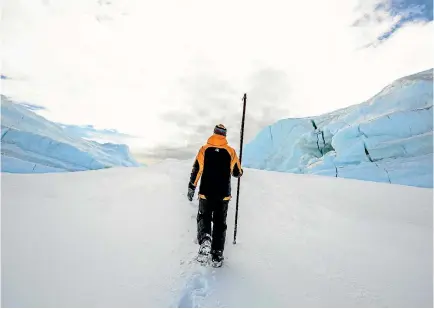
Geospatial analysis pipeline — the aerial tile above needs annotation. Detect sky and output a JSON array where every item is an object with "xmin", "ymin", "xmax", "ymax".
[{"xmin": 1, "ymin": 0, "xmax": 433, "ymax": 163}]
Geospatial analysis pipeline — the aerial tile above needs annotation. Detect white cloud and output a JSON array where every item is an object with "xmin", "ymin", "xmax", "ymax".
[{"xmin": 1, "ymin": 0, "xmax": 432, "ymax": 161}]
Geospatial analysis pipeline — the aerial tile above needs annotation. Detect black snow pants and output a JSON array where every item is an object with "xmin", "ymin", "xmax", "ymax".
[{"xmin": 197, "ymin": 198, "xmax": 229, "ymax": 253}]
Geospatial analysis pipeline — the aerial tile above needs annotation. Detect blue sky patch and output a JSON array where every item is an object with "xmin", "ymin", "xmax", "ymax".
[{"xmin": 355, "ymin": 0, "xmax": 433, "ymax": 43}]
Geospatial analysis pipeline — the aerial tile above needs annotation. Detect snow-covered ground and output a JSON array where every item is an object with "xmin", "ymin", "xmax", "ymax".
[
  {"xmin": 2, "ymin": 160, "xmax": 432, "ymax": 307},
  {"xmin": 1, "ymin": 95, "xmax": 140, "ymax": 173},
  {"xmin": 244, "ymin": 69, "xmax": 433, "ymax": 188}
]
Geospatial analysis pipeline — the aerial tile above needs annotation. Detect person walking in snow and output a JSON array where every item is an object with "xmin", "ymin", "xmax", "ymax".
[{"xmin": 187, "ymin": 124, "xmax": 243, "ymax": 267}]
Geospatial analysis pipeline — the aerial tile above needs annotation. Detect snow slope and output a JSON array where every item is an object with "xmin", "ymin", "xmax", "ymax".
[
  {"xmin": 1, "ymin": 96, "xmax": 140, "ymax": 173},
  {"xmin": 2, "ymin": 161, "xmax": 432, "ymax": 307},
  {"xmin": 244, "ymin": 69, "xmax": 433, "ymax": 188}
]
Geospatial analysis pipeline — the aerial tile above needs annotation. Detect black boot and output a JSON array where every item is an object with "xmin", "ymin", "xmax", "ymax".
[
  {"xmin": 197, "ymin": 234, "xmax": 211, "ymax": 264},
  {"xmin": 211, "ymin": 250, "xmax": 224, "ymax": 268}
]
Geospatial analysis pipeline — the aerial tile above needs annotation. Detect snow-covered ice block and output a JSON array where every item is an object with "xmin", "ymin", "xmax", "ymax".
[
  {"xmin": 244, "ymin": 69, "xmax": 433, "ymax": 188},
  {"xmin": 1, "ymin": 96, "xmax": 140, "ymax": 173}
]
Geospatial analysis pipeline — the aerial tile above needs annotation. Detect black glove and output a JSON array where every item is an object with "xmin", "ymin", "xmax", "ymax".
[
  {"xmin": 234, "ymin": 168, "xmax": 244, "ymax": 178},
  {"xmin": 187, "ymin": 183, "xmax": 195, "ymax": 201}
]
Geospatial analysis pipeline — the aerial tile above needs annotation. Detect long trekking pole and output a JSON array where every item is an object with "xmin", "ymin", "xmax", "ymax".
[{"xmin": 233, "ymin": 93, "xmax": 247, "ymax": 245}]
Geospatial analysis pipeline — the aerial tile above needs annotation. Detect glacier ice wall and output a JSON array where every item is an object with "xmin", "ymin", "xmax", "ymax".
[
  {"xmin": 244, "ymin": 69, "xmax": 433, "ymax": 188},
  {"xmin": 1, "ymin": 96, "xmax": 140, "ymax": 173}
]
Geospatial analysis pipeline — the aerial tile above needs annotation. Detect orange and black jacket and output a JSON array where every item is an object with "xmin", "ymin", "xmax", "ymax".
[{"xmin": 189, "ymin": 134, "xmax": 243, "ymax": 200}]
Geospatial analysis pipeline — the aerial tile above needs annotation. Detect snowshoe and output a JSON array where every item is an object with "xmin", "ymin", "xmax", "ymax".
[
  {"xmin": 211, "ymin": 250, "xmax": 224, "ymax": 268},
  {"xmin": 196, "ymin": 237, "xmax": 211, "ymax": 265}
]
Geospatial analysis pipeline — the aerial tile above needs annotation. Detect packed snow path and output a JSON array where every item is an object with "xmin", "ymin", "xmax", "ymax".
[{"xmin": 1, "ymin": 160, "xmax": 432, "ymax": 307}]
